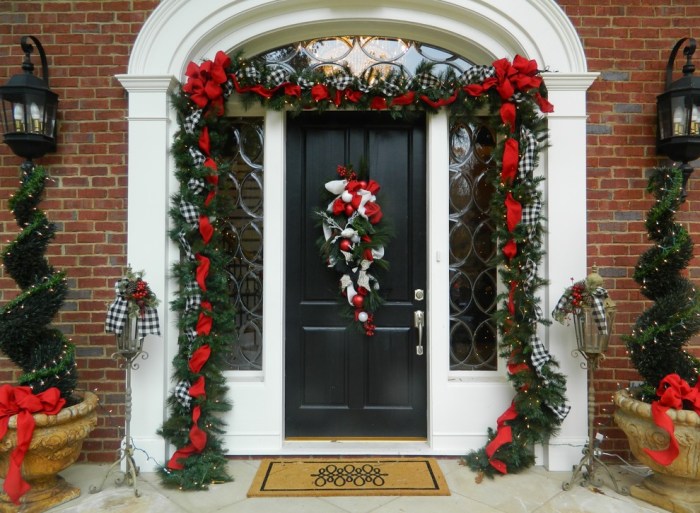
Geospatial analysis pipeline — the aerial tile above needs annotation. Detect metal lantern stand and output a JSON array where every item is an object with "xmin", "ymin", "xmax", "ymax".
[
  {"xmin": 562, "ymin": 300, "xmax": 628, "ymax": 495},
  {"xmin": 90, "ymin": 315, "xmax": 147, "ymax": 497}
]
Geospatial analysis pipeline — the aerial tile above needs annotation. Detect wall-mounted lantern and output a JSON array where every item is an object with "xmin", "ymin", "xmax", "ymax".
[
  {"xmin": 657, "ymin": 37, "xmax": 700, "ymax": 200},
  {"xmin": 0, "ymin": 36, "xmax": 58, "ymax": 164}
]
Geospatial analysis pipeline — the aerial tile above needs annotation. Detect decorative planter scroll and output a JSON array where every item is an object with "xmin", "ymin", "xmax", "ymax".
[
  {"xmin": 0, "ymin": 391, "xmax": 98, "ymax": 513},
  {"xmin": 614, "ymin": 389, "xmax": 700, "ymax": 513}
]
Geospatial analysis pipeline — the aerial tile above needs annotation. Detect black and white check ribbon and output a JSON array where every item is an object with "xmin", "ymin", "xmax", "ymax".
[
  {"xmin": 295, "ymin": 76, "xmax": 314, "ymax": 89},
  {"xmin": 520, "ymin": 197, "xmax": 541, "ymax": 235},
  {"xmin": 178, "ymin": 231, "xmax": 195, "ymax": 261},
  {"xmin": 174, "ymin": 379, "xmax": 192, "ymax": 409},
  {"xmin": 266, "ymin": 68, "xmax": 289, "ymax": 88},
  {"xmin": 528, "ymin": 333, "xmax": 571, "ymax": 420},
  {"xmin": 188, "ymin": 148, "xmax": 206, "ymax": 167},
  {"xmin": 518, "ymin": 127, "xmax": 538, "ymax": 181},
  {"xmin": 590, "ymin": 287, "xmax": 609, "ymax": 334},
  {"xmin": 457, "ymin": 65, "xmax": 495, "ymax": 86},
  {"xmin": 180, "ymin": 200, "xmax": 199, "ymax": 227},
  {"xmin": 411, "ymin": 72, "xmax": 440, "ymax": 89},
  {"xmin": 242, "ymin": 66, "xmax": 261, "ymax": 82},
  {"xmin": 187, "ymin": 177, "xmax": 207, "ymax": 195},
  {"xmin": 105, "ymin": 281, "xmax": 161, "ymax": 336},
  {"xmin": 183, "ymin": 109, "xmax": 202, "ymax": 134},
  {"xmin": 184, "ymin": 280, "xmax": 201, "ymax": 313},
  {"xmin": 328, "ymin": 74, "xmax": 354, "ymax": 90},
  {"xmin": 379, "ymin": 79, "xmax": 401, "ymax": 96}
]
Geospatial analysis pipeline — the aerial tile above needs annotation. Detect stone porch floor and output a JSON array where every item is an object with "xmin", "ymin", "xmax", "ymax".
[{"xmin": 47, "ymin": 459, "xmax": 666, "ymax": 513}]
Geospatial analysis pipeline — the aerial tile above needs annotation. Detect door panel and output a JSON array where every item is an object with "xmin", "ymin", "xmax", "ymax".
[{"xmin": 285, "ymin": 111, "xmax": 426, "ymax": 438}]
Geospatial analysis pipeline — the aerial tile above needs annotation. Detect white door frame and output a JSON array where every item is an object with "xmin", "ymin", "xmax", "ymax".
[{"xmin": 117, "ymin": 0, "xmax": 597, "ymax": 471}]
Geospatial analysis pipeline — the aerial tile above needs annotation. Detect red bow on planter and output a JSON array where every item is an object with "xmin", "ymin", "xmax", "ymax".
[
  {"xmin": 0, "ymin": 385, "xmax": 65, "ymax": 504},
  {"xmin": 644, "ymin": 373, "xmax": 700, "ymax": 466}
]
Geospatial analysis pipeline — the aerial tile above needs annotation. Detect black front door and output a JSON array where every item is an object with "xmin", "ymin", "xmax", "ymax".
[{"xmin": 285, "ymin": 111, "xmax": 427, "ymax": 438}]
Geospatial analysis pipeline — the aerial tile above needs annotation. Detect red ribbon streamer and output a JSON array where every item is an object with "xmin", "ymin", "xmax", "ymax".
[
  {"xmin": 167, "ymin": 405, "xmax": 207, "ymax": 470},
  {"xmin": 195, "ymin": 254, "xmax": 210, "ymax": 292},
  {"xmin": 0, "ymin": 385, "xmax": 65, "ymax": 504},
  {"xmin": 501, "ymin": 138, "xmax": 519, "ymax": 185},
  {"xmin": 485, "ymin": 402, "xmax": 518, "ymax": 474},
  {"xmin": 311, "ymin": 84, "xmax": 330, "ymax": 102},
  {"xmin": 188, "ymin": 376, "xmax": 206, "ymax": 399},
  {"xmin": 643, "ymin": 374, "xmax": 700, "ymax": 466},
  {"xmin": 196, "ymin": 302, "xmax": 213, "ymax": 337},
  {"xmin": 500, "ymin": 102, "xmax": 516, "ymax": 133},
  {"xmin": 391, "ymin": 91, "xmax": 415, "ymax": 106},
  {"xmin": 505, "ymin": 192, "xmax": 522, "ymax": 232},
  {"xmin": 198, "ymin": 126, "xmax": 210, "ymax": 156},
  {"xmin": 189, "ymin": 344, "xmax": 211, "ymax": 373},
  {"xmin": 420, "ymin": 90, "xmax": 458, "ymax": 108},
  {"xmin": 502, "ymin": 239, "xmax": 517, "ymax": 260},
  {"xmin": 370, "ymin": 97, "xmax": 388, "ymax": 110},
  {"xmin": 199, "ymin": 215, "xmax": 214, "ymax": 244}
]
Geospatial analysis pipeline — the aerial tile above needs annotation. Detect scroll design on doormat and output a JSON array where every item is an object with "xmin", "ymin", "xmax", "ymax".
[{"xmin": 311, "ymin": 463, "xmax": 388, "ymax": 487}]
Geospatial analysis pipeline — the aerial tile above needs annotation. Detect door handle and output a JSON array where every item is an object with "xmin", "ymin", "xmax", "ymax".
[{"xmin": 414, "ymin": 310, "xmax": 425, "ymax": 356}]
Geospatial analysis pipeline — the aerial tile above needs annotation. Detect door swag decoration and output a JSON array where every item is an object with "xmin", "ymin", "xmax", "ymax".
[
  {"xmin": 316, "ymin": 164, "xmax": 391, "ymax": 336},
  {"xmin": 165, "ymin": 47, "xmax": 568, "ymax": 488}
]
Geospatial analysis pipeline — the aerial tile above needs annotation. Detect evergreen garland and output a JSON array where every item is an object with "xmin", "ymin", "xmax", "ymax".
[
  {"xmin": 0, "ymin": 163, "xmax": 78, "ymax": 401},
  {"xmin": 624, "ymin": 166, "xmax": 700, "ymax": 401},
  {"xmin": 163, "ymin": 49, "xmax": 568, "ymax": 486}
]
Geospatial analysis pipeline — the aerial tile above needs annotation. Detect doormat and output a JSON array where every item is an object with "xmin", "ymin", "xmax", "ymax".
[{"xmin": 247, "ymin": 457, "xmax": 450, "ymax": 497}]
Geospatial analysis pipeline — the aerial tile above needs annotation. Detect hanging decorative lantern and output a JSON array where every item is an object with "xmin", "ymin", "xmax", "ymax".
[
  {"xmin": 0, "ymin": 36, "xmax": 58, "ymax": 163},
  {"xmin": 656, "ymin": 37, "xmax": 700, "ymax": 199}
]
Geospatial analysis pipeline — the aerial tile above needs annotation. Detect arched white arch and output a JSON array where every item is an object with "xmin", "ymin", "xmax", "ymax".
[{"xmin": 118, "ymin": 0, "xmax": 597, "ymax": 471}]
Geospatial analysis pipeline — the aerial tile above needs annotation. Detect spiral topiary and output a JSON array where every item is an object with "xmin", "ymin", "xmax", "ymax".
[
  {"xmin": 624, "ymin": 166, "xmax": 700, "ymax": 400},
  {"xmin": 0, "ymin": 162, "xmax": 77, "ymax": 402}
]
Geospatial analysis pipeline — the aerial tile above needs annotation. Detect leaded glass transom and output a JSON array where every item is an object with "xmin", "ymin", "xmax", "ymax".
[
  {"xmin": 449, "ymin": 121, "xmax": 498, "ymax": 371},
  {"xmin": 260, "ymin": 36, "xmax": 473, "ymax": 79}
]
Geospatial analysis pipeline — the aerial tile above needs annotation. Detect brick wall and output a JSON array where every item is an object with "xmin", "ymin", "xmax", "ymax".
[
  {"xmin": 557, "ymin": 0, "xmax": 700, "ymax": 459},
  {"xmin": 0, "ymin": 0, "xmax": 698, "ymax": 463},
  {"xmin": 0, "ymin": 0, "xmax": 159, "ymax": 462}
]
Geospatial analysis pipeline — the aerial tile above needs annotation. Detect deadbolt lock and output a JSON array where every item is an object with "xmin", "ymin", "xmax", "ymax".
[{"xmin": 414, "ymin": 289, "xmax": 425, "ymax": 301}]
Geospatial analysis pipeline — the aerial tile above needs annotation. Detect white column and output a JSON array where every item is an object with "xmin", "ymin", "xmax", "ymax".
[
  {"xmin": 115, "ymin": 75, "xmax": 178, "ymax": 471},
  {"xmin": 542, "ymin": 72, "xmax": 599, "ymax": 471}
]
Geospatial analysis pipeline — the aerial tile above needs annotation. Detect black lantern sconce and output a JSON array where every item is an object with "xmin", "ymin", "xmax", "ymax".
[
  {"xmin": 0, "ymin": 36, "xmax": 58, "ymax": 165},
  {"xmin": 657, "ymin": 37, "xmax": 700, "ymax": 200}
]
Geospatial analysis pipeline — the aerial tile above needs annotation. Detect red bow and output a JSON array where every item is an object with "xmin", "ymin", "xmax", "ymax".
[
  {"xmin": 0, "ymin": 385, "xmax": 65, "ymax": 504},
  {"xmin": 644, "ymin": 374, "xmax": 700, "ymax": 466},
  {"xmin": 492, "ymin": 55, "xmax": 542, "ymax": 101},
  {"xmin": 183, "ymin": 51, "xmax": 231, "ymax": 115}
]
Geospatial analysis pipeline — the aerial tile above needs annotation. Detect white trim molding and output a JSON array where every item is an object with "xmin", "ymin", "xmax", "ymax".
[{"xmin": 120, "ymin": 0, "xmax": 596, "ymax": 472}]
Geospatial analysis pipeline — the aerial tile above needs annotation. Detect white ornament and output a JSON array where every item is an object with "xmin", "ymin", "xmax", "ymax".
[
  {"xmin": 358, "ymin": 312, "xmax": 368, "ymax": 322},
  {"xmin": 341, "ymin": 191, "xmax": 353, "ymax": 203},
  {"xmin": 351, "ymin": 234, "xmax": 361, "ymax": 243}
]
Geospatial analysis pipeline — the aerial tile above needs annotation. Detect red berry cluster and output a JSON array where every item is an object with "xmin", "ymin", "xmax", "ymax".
[
  {"xmin": 570, "ymin": 282, "xmax": 586, "ymax": 308},
  {"xmin": 336, "ymin": 165, "xmax": 357, "ymax": 180},
  {"xmin": 131, "ymin": 279, "xmax": 149, "ymax": 300}
]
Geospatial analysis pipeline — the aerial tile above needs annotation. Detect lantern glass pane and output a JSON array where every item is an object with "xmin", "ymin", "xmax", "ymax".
[
  {"xmin": 658, "ymin": 97, "xmax": 672, "ymax": 140},
  {"xmin": 671, "ymin": 95, "xmax": 688, "ymax": 136},
  {"xmin": 691, "ymin": 95, "xmax": 700, "ymax": 136}
]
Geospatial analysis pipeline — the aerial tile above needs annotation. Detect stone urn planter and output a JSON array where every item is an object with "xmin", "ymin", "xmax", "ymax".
[
  {"xmin": 0, "ymin": 391, "xmax": 98, "ymax": 513},
  {"xmin": 614, "ymin": 388, "xmax": 700, "ymax": 513}
]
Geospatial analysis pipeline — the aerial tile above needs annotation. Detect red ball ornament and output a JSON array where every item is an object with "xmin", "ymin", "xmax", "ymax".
[
  {"xmin": 344, "ymin": 203, "xmax": 355, "ymax": 216},
  {"xmin": 351, "ymin": 294, "xmax": 364, "ymax": 308},
  {"xmin": 338, "ymin": 238, "xmax": 352, "ymax": 252},
  {"xmin": 359, "ymin": 180, "xmax": 368, "ymax": 189}
]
